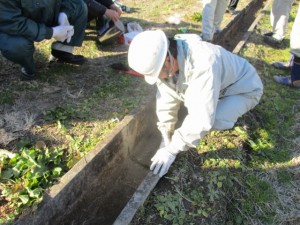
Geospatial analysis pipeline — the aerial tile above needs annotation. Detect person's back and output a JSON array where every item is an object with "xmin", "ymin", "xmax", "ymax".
[{"xmin": 170, "ymin": 34, "xmax": 262, "ymax": 96}]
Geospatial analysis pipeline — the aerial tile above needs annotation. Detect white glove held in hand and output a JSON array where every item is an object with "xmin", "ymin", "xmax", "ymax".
[
  {"xmin": 150, "ymin": 147, "xmax": 176, "ymax": 177},
  {"xmin": 58, "ymin": 12, "xmax": 70, "ymax": 26},
  {"xmin": 52, "ymin": 25, "xmax": 74, "ymax": 43}
]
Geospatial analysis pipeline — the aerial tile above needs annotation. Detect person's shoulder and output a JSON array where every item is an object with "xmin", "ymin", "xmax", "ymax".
[{"xmin": 174, "ymin": 33, "xmax": 202, "ymax": 42}]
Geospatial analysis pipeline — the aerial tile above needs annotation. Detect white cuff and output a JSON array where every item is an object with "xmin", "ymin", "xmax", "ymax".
[{"xmin": 168, "ymin": 131, "xmax": 189, "ymax": 154}]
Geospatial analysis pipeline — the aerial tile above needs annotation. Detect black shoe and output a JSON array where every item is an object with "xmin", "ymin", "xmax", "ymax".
[
  {"xmin": 263, "ymin": 32, "xmax": 273, "ymax": 37},
  {"xmin": 263, "ymin": 35, "xmax": 282, "ymax": 48},
  {"xmin": 272, "ymin": 61, "xmax": 291, "ymax": 70},
  {"xmin": 228, "ymin": 9, "xmax": 237, "ymax": 15},
  {"xmin": 21, "ymin": 67, "xmax": 36, "ymax": 81},
  {"xmin": 51, "ymin": 49, "xmax": 86, "ymax": 65}
]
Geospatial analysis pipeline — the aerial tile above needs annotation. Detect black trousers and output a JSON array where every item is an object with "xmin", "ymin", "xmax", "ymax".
[
  {"xmin": 228, "ymin": 0, "xmax": 239, "ymax": 10},
  {"xmin": 0, "ymin": 0, "xmax": 87, "ymax": 74}
]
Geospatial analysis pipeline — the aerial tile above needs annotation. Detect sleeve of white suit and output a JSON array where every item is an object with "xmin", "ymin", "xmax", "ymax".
[
  {"xmin": 156, "ymin": 83, "xmax": 182, "ymax": 143},
  {"xmin": 170, "ymin": 60, "xmax": 222, "ymax": 154}
]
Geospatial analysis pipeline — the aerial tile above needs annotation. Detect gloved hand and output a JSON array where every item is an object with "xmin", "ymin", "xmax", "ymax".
[
  {"xmin": 52, "ymin": 25, "xmax": 74, "ymax": 43},
  {"xmin": 65, "ymin": 27, "xmax": 74, "ymax": 43},
  {"xmin": 150, "ymin": 147, "xmax": 176, "ymax": 177},
  {"xmin": 58, "ymin": 12, "xmax": 70, "ymax": 26}
]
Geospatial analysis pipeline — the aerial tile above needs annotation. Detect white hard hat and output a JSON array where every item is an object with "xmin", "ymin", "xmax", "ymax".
[{"xmin": 128, "ymin": 30, "xmax": 168, "ymax": 85}]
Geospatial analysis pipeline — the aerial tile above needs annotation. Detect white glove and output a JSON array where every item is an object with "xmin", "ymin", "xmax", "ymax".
[
  {"xmin": 65, "ymin": 27, "xmax": 74, "ymax": 43},
  {"xmin": 150, "ymin": 147, "xmax": 176, "ymax": 177},
  {"xmin": 58, "ymin": 12, "xmax": 70, "ymax": 26},
  {"xmin": 52, "ymin": 25, "xmax": 74, "ymax": 43}
]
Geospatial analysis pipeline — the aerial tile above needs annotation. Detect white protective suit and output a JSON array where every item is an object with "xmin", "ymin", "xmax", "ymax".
[
  {"xmin": 201, "ymin": 0, "xmax": 229, "ymax": 41},
  {"xmin": 270, "ymin": 0, "xmax": 294, "ymax": 41},
  {"xmin": 156, "ymin": 34, "xmax": 263, "ymax": 154}
]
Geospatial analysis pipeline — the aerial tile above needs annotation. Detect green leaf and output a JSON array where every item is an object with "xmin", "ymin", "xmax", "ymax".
[
  {"xmin": 53, "ymin": 167, "xmax": 62, "ymax": 176},
  {"xmin": 202, "ymin": 210, "xmax": 209, "ymax": 218},
  {"xmin": 12, "ymin": 167, "xmax": 21, "ymax": 177},
  {"xmin": 1, "ymin": 168, "xmax": 14, "ymax": 179},
  {"xmin": 27, "ymin": 187, "xmax": 42, "ymax": 198},
  {"xmin": 1, "ymin": 187, "xmax": 12, "ymax": 196},
  {"xmin": 22, "ymin": 148, "xmax": 43, "ymax": 168},
  {"xmin": 217, "ymin": 181, "xmax": 223, "ymax": 188},
  {"xmin": 19, "ymin": 195, "xmax": 29, "ymax": 204}
]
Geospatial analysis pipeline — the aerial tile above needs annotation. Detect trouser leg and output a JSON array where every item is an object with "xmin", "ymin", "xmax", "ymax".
[
  {"xmin": 212, "ymin": 92, "xmax": 262, "ymax": 131},
  {"xmin": 51, "ymin": 0, "xmax": 87, "ymax": 65},
  {"xmin": 291, "ymin": 57, "xmax": 300, "ymax": 87},
  {"xmin": 214, "ymin": 0, "xmax": 229, "ymax": 31},
  {"xmin": 271, "ymin": 0, "xmax": 293, "ymax": 41},
  {"xmin": 61, "ymin": 0, "xmax": 87, "ymax": 47},
  {"xmin": 202, "ymin": 0, "xmax": 218, "ymax": 41},
  {"xmin": 290, "ymin": 4, "xmax": 300, "ymax": 87},
  {"xmin": 0, "ymin": 33, "xmax": 35, "ymax": 74},
  {"xmin": 290, "ymin": 4, "xmax": 300, "ymax": 57}
]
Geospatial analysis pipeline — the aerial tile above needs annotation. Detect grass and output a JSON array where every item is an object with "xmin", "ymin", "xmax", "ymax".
[
  {"xmin": 1, "ymin": 0, "xmax": 299, "ymax": 224},
  {"xmin": 130, "ymin": 1, "xmax": 300, "ymax": 225}
]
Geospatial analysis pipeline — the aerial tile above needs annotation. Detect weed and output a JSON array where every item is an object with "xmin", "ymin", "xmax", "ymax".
[
  {"xmin": 154, "ymin": 192, "xmax": 186, "ymax": 224},
  {"xmin": 0, "ymin": 146, "xmax": 67, "ymax": 221},
  {"xmin": 0, "ymin": 91, "xmax": 15, "ymax": 105},
  {"xmin": 191, "ymin": 12, "xmax": 202, "ymax": 22}
]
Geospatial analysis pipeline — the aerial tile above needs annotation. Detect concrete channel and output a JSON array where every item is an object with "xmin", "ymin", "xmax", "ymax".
[{"xmin": 16, "ymin": 0, "xmax": 269, "ymax": 224}]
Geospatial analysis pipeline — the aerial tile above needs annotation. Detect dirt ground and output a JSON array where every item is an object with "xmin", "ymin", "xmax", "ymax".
[
  {"xmin": 0, "ymin": 0, "xmax": 252, "ymax": 150},
  {"xmin": 0, "ymin": 0, "xmax": 263, "ymax": 222}
]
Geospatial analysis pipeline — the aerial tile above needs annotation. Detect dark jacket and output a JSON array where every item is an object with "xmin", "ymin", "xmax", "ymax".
[
  {"xmin": 84, "ymin": 0, "xmax": 114, "ymax": 18},
  {"xmin": 0, "ymin": 0, "xmax": 78, "ymax": 42}
]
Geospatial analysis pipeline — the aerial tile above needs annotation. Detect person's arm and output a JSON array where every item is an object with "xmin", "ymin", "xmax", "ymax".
[
  {"xmin": 171, "ymin": 69, "xmax": 221, "ymax": 152},
  {"xmin": 0, "ymin": 1, "xmax": 53, "ymax": 41},
  {"xmin": 84, "ymin": 0, "xmax": 121, "ymax": 22},
  {"xmin": 110, "ymin": 3, "xmax": 122, "ymax": 16},
  {"xmin": 156, "ymin": 81, "xmax": 182, "ymax": 146},
  {"xmin": 84, "ymin": 0, "xmax": 107, "ymax": 17},
  {"xmin": 150, "ymin": 82, "xmax": 181, "ymax": 177},
  {"xmin": 104, "ymin": 8, "xmax": 120, "ymax": 22},
  {"xmin": 151, "ymin": 60, "xmax": 221, "ymax": 177}
]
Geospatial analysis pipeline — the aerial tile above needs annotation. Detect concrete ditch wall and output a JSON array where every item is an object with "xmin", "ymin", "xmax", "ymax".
[
  {"xmin": 16, "ymin": 100, "xmax": 161, "ymax": 225},
  {"xmin": 16, "ymin": 0, "xmax": 267, "ymax": 224},
  {"xmin": 214, "ymin": 0, "xmax": 265, "ymax": 51}
]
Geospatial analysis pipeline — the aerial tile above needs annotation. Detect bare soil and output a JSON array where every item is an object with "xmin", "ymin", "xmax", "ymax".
[{"xmin": 0, "ymin": 0, "xmax": 256, "ymax": 221}]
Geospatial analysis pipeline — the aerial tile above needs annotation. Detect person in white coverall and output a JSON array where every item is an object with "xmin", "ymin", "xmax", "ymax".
[
  {"xmin": 128, "ymin": 30, "xmax": 263, "ymax": 177},
  {"xmin": 264, "ymin": 0, "xmax": 294, "ymax": 45},
  {"xmin": 201, "ymin": 0, "xmax": 229, "ymax": 41}
]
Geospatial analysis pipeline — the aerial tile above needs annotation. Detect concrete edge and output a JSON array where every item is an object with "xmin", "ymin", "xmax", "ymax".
[{"xmin": 233, "ymin": 0, "xmax": 273, "ymax": 54}]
